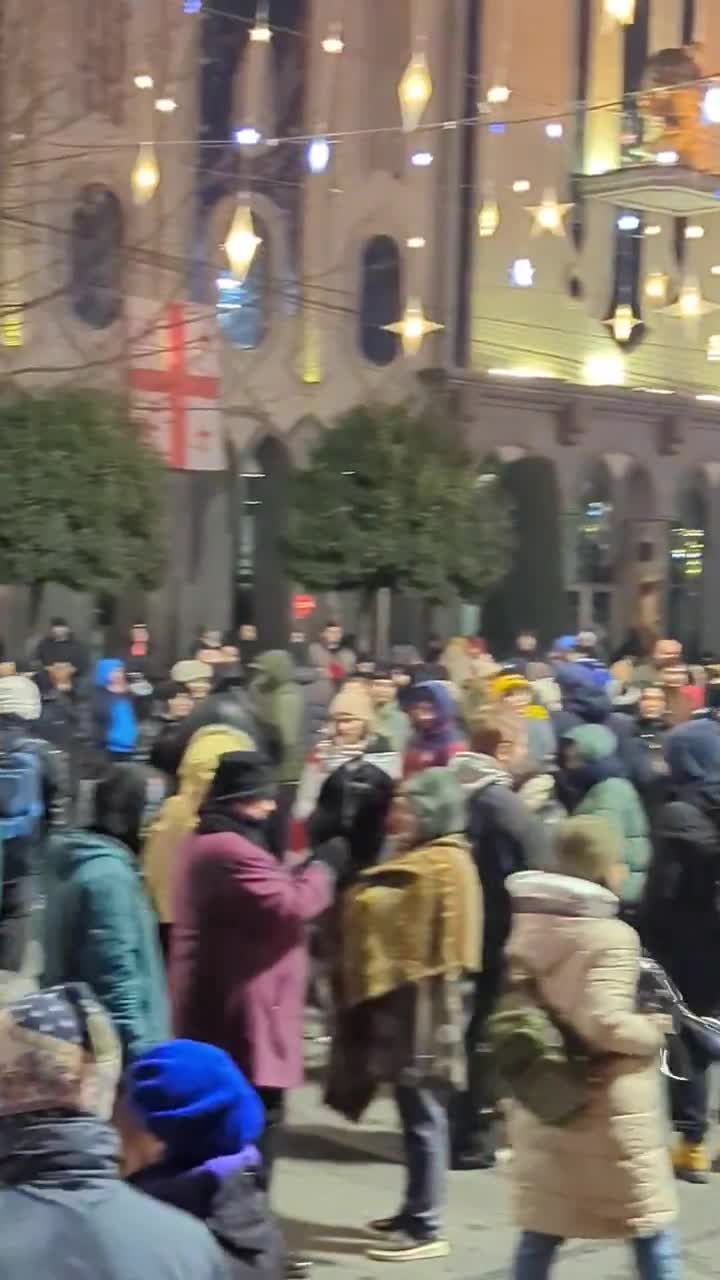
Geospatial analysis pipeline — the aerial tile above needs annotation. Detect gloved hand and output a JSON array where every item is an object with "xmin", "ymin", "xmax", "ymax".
[{"xmin": 311, "ymin": 836, "xmax": 352, "ymax": 884}]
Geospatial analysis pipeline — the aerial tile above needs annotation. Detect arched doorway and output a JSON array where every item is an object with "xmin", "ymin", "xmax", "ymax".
[
  {"xmin": 668, "ymin": 472, "xmax": 707, "ymax": 660},
  {"xmin": 568, "ymin": 460, "xmax": 615, "ymax": 638}
]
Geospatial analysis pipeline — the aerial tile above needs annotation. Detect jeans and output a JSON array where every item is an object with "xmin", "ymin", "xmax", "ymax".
[
  {"xmin": 671, "ymin": 1033, "xmax": 710, "ymax": 1144},
  {"xmin": 513, "ymin": 1230, "xmax": 681, "ymax": 1280},
  {"xmin": 394, "ymin": 1084, "xmax": 448, "ymax": 1237}
]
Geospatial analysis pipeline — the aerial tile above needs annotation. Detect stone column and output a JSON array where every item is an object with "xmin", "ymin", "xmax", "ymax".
[{"xmin": 701, "ymin": 463, "xmax": 720, "ymax": 656}]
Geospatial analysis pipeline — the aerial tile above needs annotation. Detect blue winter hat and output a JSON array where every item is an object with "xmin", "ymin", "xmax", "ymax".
[
  {"xmin": 125, "ymin": 1040, "xmax": 264, "ymax": 1162},
  {"xmin": 95, "ymin": 657, "xmax": 124, "ymax": 689}
]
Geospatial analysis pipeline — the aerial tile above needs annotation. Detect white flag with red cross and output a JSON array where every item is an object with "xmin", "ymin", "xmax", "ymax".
[{"xmin": 129, "ymin": 300, "xmax": 225, "ymax": 471}]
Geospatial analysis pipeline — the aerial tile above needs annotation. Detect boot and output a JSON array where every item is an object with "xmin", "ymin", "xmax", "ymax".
[
  {"xmin": 450, "ymin": 1042, "xmax": 500, "ymax": 1171},
  {"xmin": 673, "ymin": 1138, "xmax": 709, "ymax": 1184}
]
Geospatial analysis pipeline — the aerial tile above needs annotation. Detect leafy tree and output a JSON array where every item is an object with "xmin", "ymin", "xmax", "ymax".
[
  {"xmin": 283, "ymin": 402, "xmax": 513, "ymax": 646},
  {"xmin": 0, "ymin": 389, "xmax": 166, "ymax": 611}
]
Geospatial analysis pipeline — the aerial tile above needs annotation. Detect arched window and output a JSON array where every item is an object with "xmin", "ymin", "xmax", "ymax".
[
  {"xmin": 70, "ymin": 184, "xmax": 124, "ymax": 329},
  {"xmin": 359, "ymin": 235, "xmax": 401, "ymax": 365},
  {"xmin": 216, "ymin": 215, "xmax": 268, "ymax": 350}
]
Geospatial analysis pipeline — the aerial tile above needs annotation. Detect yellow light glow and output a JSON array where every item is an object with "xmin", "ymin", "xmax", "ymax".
[
  {"xmin": 686, "ymin": 224, "xmax": 705, "ymax": 240},
  {"xmin": 644, "ymin": 271, "xmax": 668, "ymax": 302},
  {"xmin": 224, "ymin": 201, "xmax": 262, "ymax": 282},
  {"xmin": 664, "ymin": 276, "xmax": 719, "ymax": 318},
  {"xmin": 708, "ymin": 335, "xmax": 720, "ymax": 362},
  {"xmin": 512, "ymin": 179, "xmax": 530, "ymax": 193},
  {"xmin": 604, "ymin": 0, "xmax": 635, "ymax": 22},
  {"xmin": 605, "ymin": 303, "xmax": 640, "ymax": 344},
  {"xmin": 487, "ymin": 84, "xmax": 511, "ymax": 105},
  {"xmin": 487, "ymin": 368, "xmax": 554, "ymax": 379},
  {"xmin": 406, "ymin": 236, "xmax": 426, "ymax": 248},
  {"xmin": 131, "ymin": 142, "xmax": 160, "ymax": 205},
  {"xmin": 528, "ymin": 189, "xmax": 573, "ymax": 236},
  {"xmin": 383, "ymin": 297, "xmax": 444, "ymax": 357},
  {"xmin": 477, "ymin": 199, "xmax": 500, "ymax": 239},
  {"xmin": 250, "ymin": 21, "xmax": 272, "ymax": 42},
  {"xmin": 644, "ymin": 225, "xmax": 662, "ymax": 237},
  {"xmin": 1, "ymin": 284, "xmax": 23, "ymax": 348},
  {"xmin": 583, "ymin": 352, "xmax": 625, "ymax": 386},
  {"xmin": 398, "ymin": 52, "xmax": 433, "ymax": 132}
]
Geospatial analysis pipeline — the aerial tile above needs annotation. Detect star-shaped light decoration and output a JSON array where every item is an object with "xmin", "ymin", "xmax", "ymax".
[
  {"xmin": 604, "ymin": 303, "xmax": 642, "ymax": 344},
  {"xmin": 383, "ymin": 297, "xmax": 444, "ymax": 357},
  {"xmin": 663, "ymin": 276, "xmax": 720, "ymax": 319},
  {"xmin": 526, "ymin": 188, "xmax": 573, "ymax": 237}
]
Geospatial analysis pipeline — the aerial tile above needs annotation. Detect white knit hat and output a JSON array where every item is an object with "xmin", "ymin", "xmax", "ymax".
[{"xmin": 0, "ymin": 675, "xmax": 42, "ymax": 721}]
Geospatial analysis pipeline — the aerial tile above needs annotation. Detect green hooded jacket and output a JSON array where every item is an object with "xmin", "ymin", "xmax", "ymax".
[
  {"xmin": 566, "ymin": 723, "xmax": 651, "ymax": 904},
  {"xmin": 42, "ymin": 830, "xmax": 169, "ymax": 1060},
  {"xmin": 250, "ymin": 650, "xmax": 305, "ymax": 784}
]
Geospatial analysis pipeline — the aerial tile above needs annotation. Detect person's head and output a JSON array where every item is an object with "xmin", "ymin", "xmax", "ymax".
[
  {"xmin": 0, "ymin": 674, "xmax": 41, "ymax": 722},
  {"xmin": 516, "ymin": 630, "xmax": 537, "ymax": 655},
  {"xmin": 406, "ymin": 682, "xmax": 455, "ymax": 734},
  {"xmin": 556, "ymin": 815, "xmax": 626, "ymax": 896},
  {"xmin": 47, "ymin": 659, "xmax": 75, "ymax": 691},
  {"xmin": 391, "ymin": 665, "xmax": 413, "ymax": 690},
  {"xmin": 665, "ymin": 719, "xmax": 720, "ymax": 786},
  {"xmin": 49, "ymin": 617, "xmax": 70, "ymax": 642},
  {"xmin": 220, "ymin": 644, "xmax": 240, "ymax": 664},
  {"xmin": 130, "ymin": 623, "xmax": 149, "ymax": 646},
  {"xmin": 387, "ymin": 768, "xmax": 466, "ymax": 850},
  {"xmin": 171, "ymin": 659, "xmax": 213, "ymax": 702},
  {"xmin": 492, "ymin": 672, "xmax": 532, "ymax": 711},
  {"xmin": 250, "ymin": 650, "xmax": 296, "ymax": 690},
  {"xmin": 638, "ymin": 685, "xmax": 667, "ymax": 722},
  {"xmin": 93, "ymin": 763, "xmax": 166, "ymax": 854},
  {"xmin": 154, "ymin": 679, "xmax": 193, "ymax": 721},
  {"xmin": 205, "ymin": 750, "xmax": 277, "ymax": 821},
  {"xmin": 238, "ymin": 624, "xmax": 258, "ymax": 644},
  {"xmin": 95, "ymin": 658, "xmax": 127, "ymax": 695},
  {"xmin": 0, "ymin": 984, "xmax": 121, "ymax": 1143},
  {"xmin": 467, "ymin": 708, "xmax": 528, "ymax": 774},
  {"xmin": 370, "ymin": 667, "xmax": 396, "ymax": 708},
  {"xmin": 119, "ymin": 1039, "xmax": 264, "ymax": 1176},
  {"xmin": 322, "ymin": 621, "xmax": 343, "ymax": 652},
  {"xmin": 329, "ymin": 681, "xmax": 374, "ymax": 745},
  {"xmin": 576, "ymin": 630, "xmax": 598, "ymax": 658},
  {"xmin": 551, "ymin": 635, "xmax": 578, "ymax": 661},
  {"xmin": 355, "ymin": 654, "xmax": 376, "ymax": 678},
  {"xmin": 654, "ymin": 638, "xmax": 682, "ymax": 670},
  {"xmin": 563, "ymin": 723, "xmax": 618, "ymax": 772}
]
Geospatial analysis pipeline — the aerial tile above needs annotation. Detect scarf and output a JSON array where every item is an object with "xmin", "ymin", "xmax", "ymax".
[
  {"xmin": 0, "ymin": 1112, "xmax": 119, "ymax": 1199},
  {"xmin": 195, "ymin": 803, "xmax": 270, "ymax": 849}
]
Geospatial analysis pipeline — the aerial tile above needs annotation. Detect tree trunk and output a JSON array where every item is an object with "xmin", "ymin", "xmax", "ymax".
[
  {"xmin": 29, "ymin": 581, "xmax": 44, "ymax": 625},
  {"xmin": 375, "ymin": 587, "xmax": 391, "ymax": 660}
]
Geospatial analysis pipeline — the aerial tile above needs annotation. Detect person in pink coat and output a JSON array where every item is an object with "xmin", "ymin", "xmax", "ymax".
[{"xmin": 171, "ymin": 750, "xmax": 348, "ymax": 1192}]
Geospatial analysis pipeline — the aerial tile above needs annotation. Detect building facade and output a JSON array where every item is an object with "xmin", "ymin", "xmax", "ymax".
[{"xmin": 3, "ymin": 0, "xmax": 720, "ymax": 656}]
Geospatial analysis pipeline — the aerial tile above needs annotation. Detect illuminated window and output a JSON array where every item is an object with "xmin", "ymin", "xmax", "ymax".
[{"xmin": 216, "ymin": 215, "xmax": 268, "ymax": 350}]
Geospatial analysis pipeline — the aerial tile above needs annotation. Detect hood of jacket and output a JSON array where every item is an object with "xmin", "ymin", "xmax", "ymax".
[
  {"xmin": 565, "ymin": 722, "xmax": 617, "ymax": 762},
  {"xmin": 46, "ymin": 830, "xmax": 135, "ymax": 884},
  {"xmin": 407, "ymin": 679, "xmax": 457, "ymax": 726},
  {"xmin": 666, "ymin": 719, "xmax": 720, "ymax": 787},
  {"xmin": 450, "ymin": 750, "xmax": 511, "ymax": 794},
  {"xmin": 178, "ymin": 724, "xmax": 255, "ymax": 805},
  {"xmin": 506, "ymin": 870, "xmax": 619, "ymax": 977},
  {"xmin": 250, "ymin": 650, "xmax": 296, "ymax": 690},
  {"xmin": 95, "ymin": 658, "xmax": 123, "ymax": 689}
]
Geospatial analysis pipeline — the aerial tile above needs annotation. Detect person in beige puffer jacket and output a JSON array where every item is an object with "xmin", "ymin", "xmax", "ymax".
[{"xmin": 505, "ymin": 815, "xmax": 679, "ymax": 1280}]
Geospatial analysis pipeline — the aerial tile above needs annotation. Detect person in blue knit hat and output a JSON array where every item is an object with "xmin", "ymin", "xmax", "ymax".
[{"xmin": 119, "ymin": 1039, "xmax": 284, "ymax": 1280}]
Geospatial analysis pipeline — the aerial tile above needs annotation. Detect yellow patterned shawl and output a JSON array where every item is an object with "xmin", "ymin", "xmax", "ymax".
[{"xmin": 339, "ymin": 835, "xmax": 482, "ymax": 1010}]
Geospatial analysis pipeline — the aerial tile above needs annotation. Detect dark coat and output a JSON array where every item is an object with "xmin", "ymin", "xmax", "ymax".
[
  {"xmin": 171, "ymin": 822, "xmax": 333, "ymax": 1087},
  {"xmin": 642, "ymin": 783, "xmax": 720, "ymax": 1015},
  {"xmin": 159, "ymin": 693, "xmax": 263, "ymax": 778},
  {"xmin": 132, "ymin": 1161, "xmax": 283, "ymax": 1280},
  {"xmin": 306, "ymin": 759, "xmax": 395, "ymax": 873}
]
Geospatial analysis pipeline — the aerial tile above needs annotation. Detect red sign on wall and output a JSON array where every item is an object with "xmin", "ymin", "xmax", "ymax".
[{"xmin": 292, "ymin": 593, "xmax": 317, "ymax": 620}]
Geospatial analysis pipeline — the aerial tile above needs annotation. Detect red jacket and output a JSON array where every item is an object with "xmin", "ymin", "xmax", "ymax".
[{"xmin": 170, "ymin": 829, "xmax": 332, "ymax": 1088}]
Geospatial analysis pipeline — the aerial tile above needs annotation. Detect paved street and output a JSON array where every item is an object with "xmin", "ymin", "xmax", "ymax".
[{"xmin": 276, "ymin": 1069, "xmax": 720, "ymax": 1279}]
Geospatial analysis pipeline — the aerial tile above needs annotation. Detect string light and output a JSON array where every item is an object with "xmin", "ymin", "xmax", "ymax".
[
  {"xmin": 527, "ymin": 189, "xmax": 573, "ymax": 236},
  {"xmin": 617, "ymin": 213, "xmax": 640, "ymax": 231},
  {"xmin": 383, "ymin": 297, "xmax": 443, "ymax": 357},
  {"xmin": 224, "ymin": 200, "xmax": 262, "ymax": 283},
  {"xmin": 131, "ymin": 142, "xmax": 160, "ymax": 205},
  {"xmin": 707, "ymin": 335, "xmax": 720, "ymax": 362},
  {"xmin": 685, "ymin": 224, "xmax": 705, "ymax": 240},
  {"xmin": 477, "ymin": 199, "xmax": 500, "ymax": 238},
  {"xmin": 583, "ymin": 352, "xmax": 625, "ymax": 386},
  {"xmin": 155, "ymin": 96, "xmax": 177, "ymax": 113},
  {"xmin": 644, "ymin": 272, "xmax": 668, "ymax": 302},
  {"xmin": 656, "ymin": 150, "xmax": 679, "ymax": 166},
  {"xmin": 183, "ymin": 0, "xmax": 203, "ymax": 11},
  {"xmin": 545, "ymin": 122, "xmax": 564, "ymax": 139},
  {"xmin": 321, "ymin": 23, "xmax": 344, "ymax": 54},
  {"xmin": 512, "ymin": 179, "xmax": 530, "ymax": 193},
  {"xmin": 406, "ymin": 236, "xmax": 426, "ymax": 248},
  {"xmin": 605, "ymin": 303, "xmax": 640, "ymax": 343},
  {"xmin": 249, "ymin": 17, "xmax": 272, "ymax": 42},
  {"xmin": 604, "ymin": 0, "xmax": 635, "ymax": 23},
  {"xmin": 644, "ymin": 225, "xmax": 662, "ymax": 237},
  {"xmin": 235, "ymin": 127, "xmax": 262, "ymax": 146},
  {"xmin": 410, "ymin": 150, "xmax": 433, "ymax": 167},
  {"xmin": 511, "ymin": 259, "xmax": 535, "ymax": 288},
  {"xmin": 703, "ymin": 86, "xmax": 720, "ymax": 123},
  {"xmin": 664, "ymin": 276, "xmax": 719, "ymax": 318},
  {"xmin": 134, "ymin": 73, "xmax": 154, "ymax": 90},
  {"xmin": 487, "ymin": 84, "xmax": 511, "ymax": 105},
  {"xmin": 307, "ymin": 137, "xmax": 330, "ymax": 173},
  {"xmin": 397, "ymin": 52, "xmax": 433, "ymax": 132}
]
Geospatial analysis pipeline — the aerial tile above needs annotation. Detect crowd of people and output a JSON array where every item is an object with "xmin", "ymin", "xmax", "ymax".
[{"xmin": 2, "ymin": 616, "xmax": 720, "ymax": 1278}]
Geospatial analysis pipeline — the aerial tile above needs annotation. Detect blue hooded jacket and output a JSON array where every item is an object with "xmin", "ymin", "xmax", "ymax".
[{"xmin": 94, "ymin": 659, "xmax": 137, "ymax": 755}]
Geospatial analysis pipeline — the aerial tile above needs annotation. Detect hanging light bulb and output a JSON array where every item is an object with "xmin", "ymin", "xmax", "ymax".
[
  {"xmin": 249, "ymin": 15, "xmax": 272, "ymax": 41},
  {"xmin": 131, "ymin": 142, "xmax": 160, "ymax": 205},
  {"xmin": 155, "ymin": 95, "xmax": 178, "ymax": 113},
  {"xmin": 487, "ymin": 84, "xmax": 511, "ymax": 105},
  {"xmin": 644, "ymin": 271, "xmax": 668, "ymax": 303},
  {"xmin": 307, "ymin": 137, "xmax": 331, "ymax": 173},
  {"xmin": 604, "ymin": 0, "xmax": 635, "ymax": 23},
  {"xmin": 383, "ymin": 297, "xmax": 444, "ymax": 357},
  {"xmin": 527, "ymin": 189, "xmax": 573, "ymax": 236},
  {"xmin": 604, "ymin": 303, "xmax": 640, "ymax": 344},
  {"xmin": 477, "ymin": 199, "xmax": 500, "ymax": 238},
  {"xmin": 224, "ymin": 200, "xmax": 262, "ymax": 282},
  {"xmin": 398, "ymin": 52, "xmax": 433, "ymax": 132},
  {"xmin": 134, "ymin": 73, "xmax": 154, "ymax": 90},
  {"xmin": 321, "ymin": 23, "xmax": 344, "ymax": 54},
  {"xmin": 664, "ymin": 276, "xmax": 719, "ymax": 318},
  {"xmin": 707, "ymin": 335, "xmax": 720, "ymax": 362}
]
